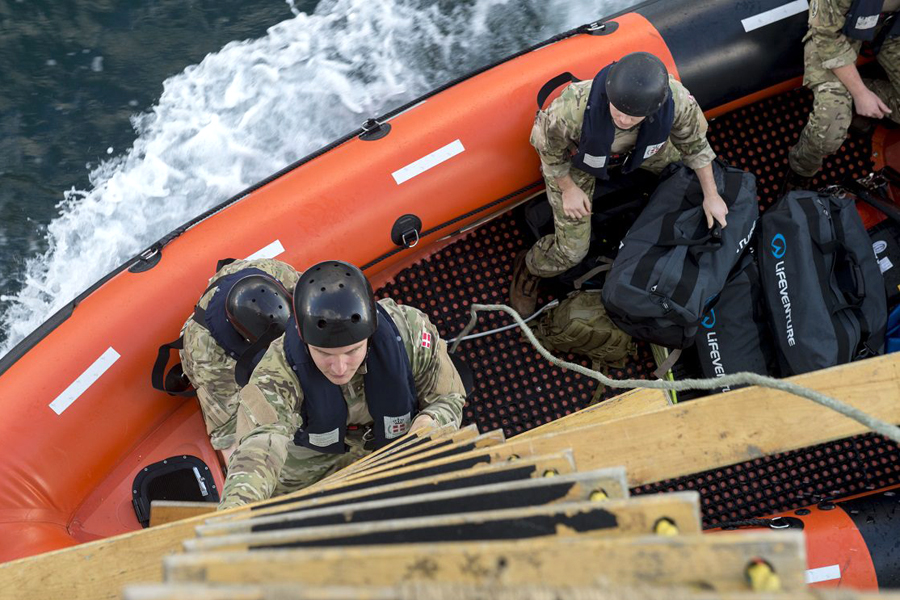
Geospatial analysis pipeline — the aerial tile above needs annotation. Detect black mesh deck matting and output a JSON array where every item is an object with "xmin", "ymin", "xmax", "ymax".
[{"xmin": 375, "ymin": 87, "xmax": 900, "ymax": 527}]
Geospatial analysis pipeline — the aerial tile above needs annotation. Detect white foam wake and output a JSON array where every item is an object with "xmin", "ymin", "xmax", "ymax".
[{"xmin": 0, "ymin": 0, "xmax": 626, "ymax": 357}]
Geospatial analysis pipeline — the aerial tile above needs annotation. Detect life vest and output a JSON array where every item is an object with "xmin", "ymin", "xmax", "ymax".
[
  {"xmin": 151, "ymin": 264, "xmax": 279, "ymax": 395},
  {"xmin": 573, "ymin": 64, "xmax": 675, "ymax": 180},
  {"xmin": 842, "ymin": 0, "xmax": 900, "ymax": 42},
  {"xmin": 283, "ymin": 303, "xmax": 418, "ymax": 454}
]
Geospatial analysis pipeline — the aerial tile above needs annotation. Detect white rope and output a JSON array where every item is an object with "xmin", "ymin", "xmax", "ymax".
[
  {"xmin": 446, "ymin": 300, "xmax": 559, "ymax": 344},
  {"xmin": 451, "ymin": 303, "xmax": 900, "ymax": 445}
]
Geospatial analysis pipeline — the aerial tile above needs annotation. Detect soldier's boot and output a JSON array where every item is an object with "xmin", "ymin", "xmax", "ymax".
[
  {"xmin": 509, "ymin": 250, "xmax": 541, "ymax": 317},
  {"xmin": 849, "ymin": 114, "xmax": 877, "ymax": 137},
  {"xmin": 777, "ymin": 164, "xmax": 814, "ymax": 197}
]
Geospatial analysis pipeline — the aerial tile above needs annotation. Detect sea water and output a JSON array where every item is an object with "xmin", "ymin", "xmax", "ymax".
[{"xmin": 0, "ymin": 0, "xmax": 626, "ymax": 358}]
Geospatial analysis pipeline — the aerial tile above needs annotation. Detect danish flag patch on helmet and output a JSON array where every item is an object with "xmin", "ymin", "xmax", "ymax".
[{"xmin": 420, "ymin": 331, "xmax": 432, "ymax": 349}]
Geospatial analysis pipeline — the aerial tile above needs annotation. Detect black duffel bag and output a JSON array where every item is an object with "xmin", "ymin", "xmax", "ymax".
[
  {"xmin": 758, "ymin": 190, "xmax": 887, "ymax": 375},
  {"xmin": 695, "ymin": 251, "xmax": 780, "ymax": 394},
  {"xmin": 601, "ymin": 161, "xmax": 759, "ymax": 349}
]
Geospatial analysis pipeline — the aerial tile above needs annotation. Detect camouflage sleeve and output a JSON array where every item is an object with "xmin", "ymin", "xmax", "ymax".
[
  {"xmin": 529, "ymin": 81, "xmax": 591, "ymax": 181},
  {"xmin": 379, "ymin": 299, "xmax": 465, "ymax": 428},
  {"xmin": 808, "ymin": 0, "xmax": 859, "ymax": 70},
  {"xmin": 179, "ymin": 320, "xmax": 240, "ymax": 450},
  {"xmin": 218, "ymin": 337, "xmax": 301, "ymax": 510},
  {"xmin": 668, "ymin": 78, "xmax": 716, "ymax": 170}
]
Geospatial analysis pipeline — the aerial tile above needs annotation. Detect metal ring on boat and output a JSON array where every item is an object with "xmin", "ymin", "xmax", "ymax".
[{"xmin": 402, "ymin": 230, "xmax": 420, "ymax": 249}]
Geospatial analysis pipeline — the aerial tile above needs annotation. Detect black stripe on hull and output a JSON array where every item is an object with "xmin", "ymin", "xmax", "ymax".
[{"xmin": 633, "ymin": 0, "xmax": 808, "ymax": 110}]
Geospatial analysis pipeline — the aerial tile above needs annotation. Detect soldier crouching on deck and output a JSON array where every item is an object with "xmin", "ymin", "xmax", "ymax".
[
  {"xmin": 783, "ymin": 0, "xmax": 900, "ymax": 192},
  {"xmin": 509, "ymin": 51, "xmax": 723, "ymax": 317},
  {"xmin": 175, "ymin": 258, "xmax": 299, "ymax": 461},
  {"xmin": 218, "ymin": 260, "xmax": 466, "ymax": 509}
]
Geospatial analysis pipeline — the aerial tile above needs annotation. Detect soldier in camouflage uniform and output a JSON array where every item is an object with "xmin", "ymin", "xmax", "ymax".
[
  {"xmin": 218, "ymin": 260, "xmax": 465, "ymax": 509},
  {"xmin": 510, "ymin": 52, "xmax": 723, "ymax": 317},
  {"xmin": 180, "ymin": 258, "xmax": 299, "ymax": 457},
  {"xmin": 786, "ymin": 0, "xmax": 900, "ymax": 188}
]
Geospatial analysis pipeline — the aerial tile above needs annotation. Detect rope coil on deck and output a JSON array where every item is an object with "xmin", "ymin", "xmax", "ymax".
[{"xmin": 450, "ymin": 303, "xmax": 900, "ymax": 446}]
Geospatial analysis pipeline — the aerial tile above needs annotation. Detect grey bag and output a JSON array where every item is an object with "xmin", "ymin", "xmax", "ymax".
[
  {"xmin": 758, "ymin": 190, "xmax": 886, "ymax": 375},
  {"xmin": 695, "ymin": 251, "xmax": 780, "ymax": 393},
  {"xmin": 602, "ymin": 161, "xmax": 759, "ymax": 349}
]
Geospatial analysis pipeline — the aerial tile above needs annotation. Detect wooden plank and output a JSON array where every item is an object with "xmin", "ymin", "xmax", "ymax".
[
  {"xmin": 0, "ymin": 517, "xmax": 210, "ymax": 600},
  {"xmin": 325, "ymin": 430, "xmax": 506, "ymax": 482},
  {"xmin": 192, "ymin": 442, "xmax": 541, "ymax": 535},
  {"xmin": 182, "ymin": 493, "xmax": 701, "ymax": 552},
  {"xmin": 319, "ymin": 422, "xmax": 470, "ymax": 484},
  {"xmin": 345, "ymin": 426, "xmax": 493, "ymax": 474},
  {"xmin": 122, "ymin": 583, "xmax": 900, "ymax": 600},
  {"xmin": 338, "ymin": 424, "xmax": 480, "ymax": 475},
  {"xmin": 123, "ymin": 585, "xmax": 264, "ymax": 600},
  {"xmin": 250, "ymin": 439, "xmax": 538, "ymax": 507},
  {"xmin": 516, "ymin": 388, "xmax": 670, "ymax": 439},
  {"xmin": 150, "ymin": 501, "xmax": 217, "ymax": 527},
  {"xmin": 0, "ymin": 452, "xmax": 574, "ymax": 600},
  {"xmin": 195, "ymin": 468, "xmax": 628, "ymax": 538},
  {"xmin": 204, "ymin": 431, "xmax": 513, "ymax": 527},
  {"xmin": 497, "ymin": 353, "xmax": 900, "ymax": 486},
  {"xmin": 164, "ymin": 531, "xmax": 804, "ymax": 590},
  {"xmin": 204, "ymin": 451, "xmax": 582, "ymax": 524}
]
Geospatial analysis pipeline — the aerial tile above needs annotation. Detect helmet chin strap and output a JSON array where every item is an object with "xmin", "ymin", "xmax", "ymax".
[{"xmin": 233, "ymin": 323, "xmax": 285, "ymax": 387}]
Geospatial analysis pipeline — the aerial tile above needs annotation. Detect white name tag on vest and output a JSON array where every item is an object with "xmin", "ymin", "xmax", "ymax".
[
  {"xmin": 582, "ymin": 154, "xmax": 607, "ymax": 169},
  {"xmin": 308, "ymin": 428, "xmax": 340, "ymax": 447},
  {"xmin": 856, "ymin": 15, "xmax": 879, "ymax": 29},
  {"xmin": 384, "ymin": 413, "xmax": 412, "ymax": 439},
  {"xmin": 643, "ymin": 142, "xmax": 666, "ymax": 159}
]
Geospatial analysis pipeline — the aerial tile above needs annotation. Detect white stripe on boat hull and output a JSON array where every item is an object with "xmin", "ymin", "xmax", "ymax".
[
  {"xmin": 742, "ymin": 0, "xmax": 809, "ymax": 32},
  {"xmin": 245, "ymin": 239, "xmax": 285, "ymax": 260},
  {"xmin": 50, "ymin": 347, "xmax": 121, "ymax": 415},
  {"xmin": 393, "ymin": 140, "xmax": 466, "ymax": 185}
]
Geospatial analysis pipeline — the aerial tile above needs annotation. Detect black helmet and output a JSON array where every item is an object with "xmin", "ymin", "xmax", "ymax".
[
  {"xmin": 294, "ymin": 260, "xmax": 377, "ymax": 348},
  {"xmin": 225, "ymin": 274, "xmax": 292, "ymax": 343},
  {"xmin": 605, "ymin": 52, "xmax": 670, "ymax": 117}
]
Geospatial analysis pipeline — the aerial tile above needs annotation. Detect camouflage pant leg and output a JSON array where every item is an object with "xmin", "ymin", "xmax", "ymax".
[
  {"xmin": 871, "ymin": 38, "xmax": 900, "ymax": 125},
  {"xmin": 274, "ymin": 435, "xmax": 373, "ymax": 495},
  {"xmin": 525, "ymin": 167, "xmax": 596, "ymax": 277},
  {"xmin": 789, "ymin": 81, "xmax": 853, "ymax": 177},
  {"xmin": 179, "ymin": 323, "xmax": 240, "ymax": 451}
]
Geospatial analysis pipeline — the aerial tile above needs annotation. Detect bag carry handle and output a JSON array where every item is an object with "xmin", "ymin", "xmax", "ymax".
[
  {"xmin": 573, "ymin": 257, "xmax": 614, "ymax": 290},
  {"xmin": 656, "ymin": 167, "xmax": 739, "ymax": 250},
  {"xmin": 821, "ymin": 240, "xmax": 867, "ymax": 308},
  {"xmin": 811, "ymin": 219, "xmax": 867, "ymax": 307},
  {"xmin": 657, "ymin": 222, "xmax": 723, "ymax": 249},
  {"xmin": 151, "ymin": 337, "xmax": 197, "ymax": 397}
]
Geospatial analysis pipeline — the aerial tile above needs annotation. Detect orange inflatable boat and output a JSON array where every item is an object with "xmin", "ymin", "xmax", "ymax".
[{"xmin": 2, "ymin": 0, "xmax": 900, "ymax": 586}]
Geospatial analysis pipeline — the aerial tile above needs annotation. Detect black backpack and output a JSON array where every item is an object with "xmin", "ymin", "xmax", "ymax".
[
  {"xmin": 758, "ymin": 190, "xmax": 886, "ymax": 375},
  {"xmin": 694, "ymin": 251, "xmax": 780, "ymax": 393},
  {"xmin": 601, "ymin": 161, "xmax": 759, "ymax": 349}
]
